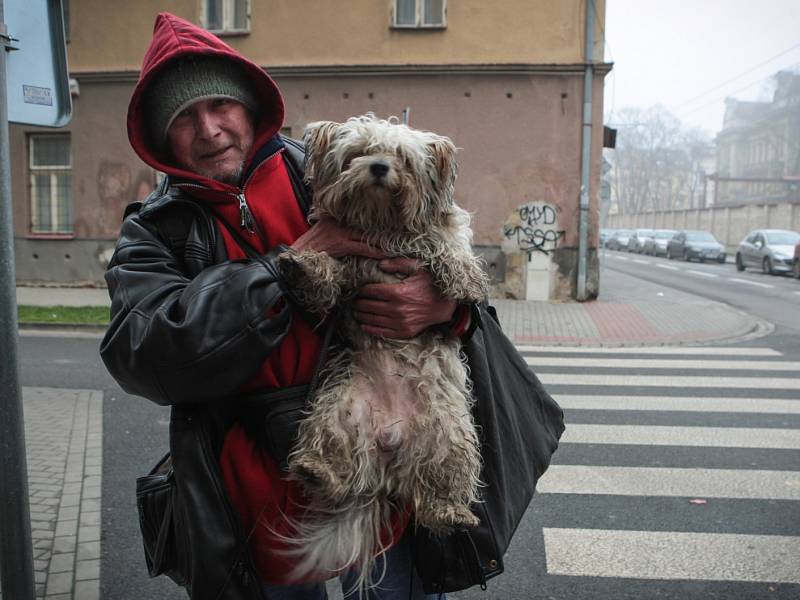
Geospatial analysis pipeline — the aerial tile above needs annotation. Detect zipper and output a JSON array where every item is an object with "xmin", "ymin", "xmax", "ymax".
[
  {"xmin": 238, "ymin": 193, "xmax": 255, "ymax": 234},
  {"xmin": 173, "ymin": 149, "xmax": 279, "ymax": 241}
]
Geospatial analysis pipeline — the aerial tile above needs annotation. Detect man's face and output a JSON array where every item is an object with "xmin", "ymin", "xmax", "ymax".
[{"xmin": 166, "ymin": 98, "xmax": 255, "ymax": 185}]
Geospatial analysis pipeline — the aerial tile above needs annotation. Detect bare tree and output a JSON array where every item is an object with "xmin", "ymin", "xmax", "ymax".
[{"xmin": 610, "ymin": 105, "xmax": 711, "ymax": 214}]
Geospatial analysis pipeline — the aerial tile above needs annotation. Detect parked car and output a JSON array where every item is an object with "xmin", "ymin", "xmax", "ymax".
[
  {"xmin": 628, "ymin": 229, "xmax": 655, "ymax": 253},
  {"xmin": 607, "ymin": 229, "xmax": 634, "ymax": 251},
  {"xmin": 666, "ymin": 230, "xmax": 726, "ymax": 263},
  {"xmin": 643, "ymin": 229, "xmax": 677, "ymax": 257},
  {"xmin": 735, "ymin": 229, "xmax": 800, "ymax": 275}
]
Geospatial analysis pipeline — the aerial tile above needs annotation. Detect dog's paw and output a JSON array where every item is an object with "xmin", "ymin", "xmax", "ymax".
[
  {"xmin": 289, "ymin": 456, "xmax": 348, "ymax": 503},
  {"xmin": 417, "ymin": 503, "xmax": 480, "ymax": 531},
  {"xmin": 277, "ymin": 250, "xmax": 344, "ymax": 315}
]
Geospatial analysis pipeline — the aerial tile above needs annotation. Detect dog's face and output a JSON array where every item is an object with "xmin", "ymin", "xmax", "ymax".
[{"xmin": 303, "ymin": 115, "xmax": 457, "ymax": 235}]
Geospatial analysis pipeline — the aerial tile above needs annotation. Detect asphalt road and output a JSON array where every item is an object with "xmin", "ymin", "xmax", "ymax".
[{"xmin": 14, "ymin": 260, "xmax": 800, "ymax": 599}]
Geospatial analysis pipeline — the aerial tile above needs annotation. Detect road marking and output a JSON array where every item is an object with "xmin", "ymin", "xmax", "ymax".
[
  {"xmin": 539, "ymin": 373, "xmax": 800, "ymax": 389},
  {"xmin": 632, "ymin": 259, "xmax": 651, "ymax": 265},
  {"xmin": 538, "ymin": 465, "xmax": 800, "ymax": 500},
  {"xmin": 543, "ymin": 528, "xmax": 800, "ymax": 583},
  {"xmin": 794, "ymin": 291, "xmax": 800, "ymax": 296},
  {"xmin": 656, "ymin": 263, "xmax": 679, "ymax": 270},
  {"xmin": 516, "ymin": 346, "xmax": 782, "ymax": 356},
  {"xmin": 554, "ymin": 394, "xmax": 800, "ymax": 414},
  {"xmin": 688, "ymin": 269, "xmax": 718, "ymax": 278},
  {"xmin": 615, "ymin": 256, "xmax": 630, "ymax": 261},
  {"xmin": 561, "ymin": 424, "xmax": 800, "ymax": 449},
  {"xmin": 728, "ymin": 277, "xmax": 775, "ymax": 288},
  {"xmin": 527, "ymin": 356, "xmax": 800, "ymax": 371}
]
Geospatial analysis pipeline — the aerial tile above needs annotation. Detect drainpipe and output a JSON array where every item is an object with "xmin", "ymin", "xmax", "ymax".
[{"xmin": 577, "ymin": 0, "xmax": 595, "ymax": 301}]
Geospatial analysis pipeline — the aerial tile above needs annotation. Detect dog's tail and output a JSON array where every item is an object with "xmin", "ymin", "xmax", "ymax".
[{"xmin": 266, "ymin": 496, "xmax": 399, "ymax": 594}]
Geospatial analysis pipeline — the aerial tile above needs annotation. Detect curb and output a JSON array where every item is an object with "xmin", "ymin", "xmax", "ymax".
[{"xmin": 18, "ymin": 322, "xmax": 109, "ymax": 334}]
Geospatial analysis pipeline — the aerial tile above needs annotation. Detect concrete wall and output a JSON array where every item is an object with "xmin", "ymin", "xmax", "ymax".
[
  {"xmin": 605, "ymin": 201, "xmax": 800, "ymax": 251},
  {"xmin": 66, "ymin": 0, "xmax": 605, "ymax": 71}
]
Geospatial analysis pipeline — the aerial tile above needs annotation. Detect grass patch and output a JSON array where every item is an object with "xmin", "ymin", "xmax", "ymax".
[{"xmin": 18, "ymin": 305, "xmax": 110, "ymax": 325}]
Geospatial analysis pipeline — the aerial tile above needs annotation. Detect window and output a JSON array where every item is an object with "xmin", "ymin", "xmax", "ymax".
[
  {"xmin": 393, "ymin": 0, "xmax": 446, "ymax": 28},
  {"xmin": 29, "ymin": 134, "xmax": 72, "ymax": 235},
  {"xmin": 203, "ymin": 0, "xmax": 250, "ymax": 33}
]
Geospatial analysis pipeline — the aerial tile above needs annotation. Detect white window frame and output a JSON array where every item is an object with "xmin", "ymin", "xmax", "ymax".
[
  {"xmin": 202, "ymin": 0, "xmax": 251, "ymax": 34},
  {"xmin": 392, "ymin": 0, "xmax": 447, "ymax": 29},
  {"xmin": 28, "ymin": 134, "xmax": 72, "ymax": 235}
]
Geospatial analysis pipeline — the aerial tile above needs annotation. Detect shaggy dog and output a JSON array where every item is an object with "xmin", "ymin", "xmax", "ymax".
[{"xmin": 276, "ymin": 114, "xmax": 489, "ymax": 589}]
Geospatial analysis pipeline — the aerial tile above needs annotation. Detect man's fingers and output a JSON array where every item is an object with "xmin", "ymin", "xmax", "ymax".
[
  {"xmin": 352, "ymin": 309, "xmax": 394, "ymax": 329},
  {"xmin": 378, "ymin": 257, "xmax": 421, "ymax": 275},
  {"xmin": 355, "ymin": 283, "xmax": 402, "ymax": 302}
]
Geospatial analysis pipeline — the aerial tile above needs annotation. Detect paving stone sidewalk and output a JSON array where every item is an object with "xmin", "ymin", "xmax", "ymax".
[
  {"xmin": 1, "ymin": 389, "xmax": 103, "ymax": 600},
  {"xmin": 496, "ymin": 267, "xmax": 766, "ymax": 346}
]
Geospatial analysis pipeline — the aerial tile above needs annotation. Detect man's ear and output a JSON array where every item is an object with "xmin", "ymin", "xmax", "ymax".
[
  {"xmin": 427, "ymin": 134, "xmax": 458, "ymax": 201},
  {"xmin": 303, "ymin": 121, "xmax": 340, "ymax": 184}
]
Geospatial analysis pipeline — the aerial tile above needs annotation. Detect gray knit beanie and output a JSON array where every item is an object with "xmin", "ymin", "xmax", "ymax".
[{"xmin": 144, "ymin": 55, "xmax": 258, "ymax": 151}]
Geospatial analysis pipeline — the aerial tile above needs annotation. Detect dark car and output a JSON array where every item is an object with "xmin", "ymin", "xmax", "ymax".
[
  {"xmin": 794, "ymin": 239, "xmax": 800, "ymax": 279},
  {"xmin": 666, "ymin": 230, "xmax": 726, "ymax": 263},
  {"xmin": 607, "ymin": 229, "xmax": 634, "ymax": 251},
  {"xmin": 627, "ymin": 229, "xmax": 655, "ymax": 253},
  {"xmin": 643, "ymin": 229, "xmax": 677, "ymax": 257},
  {"xmin": 735, "ymin": 229, "xmax": 800, "ymax": 275}
]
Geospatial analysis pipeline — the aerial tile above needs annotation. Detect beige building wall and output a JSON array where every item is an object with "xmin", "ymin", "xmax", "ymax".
[{"xmin": 67, "ymin": 0, "xmax": 605, "ymax": 71}]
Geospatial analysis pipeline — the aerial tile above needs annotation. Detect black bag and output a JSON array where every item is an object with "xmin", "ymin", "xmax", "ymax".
[
  {"xmin": 414, "ymin": 304, "xmax": 565, "ymax": 594},
  {"xmin": 135, "ymin": 454, "xmax": 190, "ymax": 586}
]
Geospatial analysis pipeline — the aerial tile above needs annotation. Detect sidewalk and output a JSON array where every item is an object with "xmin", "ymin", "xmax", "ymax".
[{"xmin": 17, "ymin": 266, "xmax": 770, "ymax": 346}]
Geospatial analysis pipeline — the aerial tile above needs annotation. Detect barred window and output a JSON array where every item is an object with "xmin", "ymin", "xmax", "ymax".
[
  {"xmin": 29, "ymin": 134, "xmax": 72, "ymax": 235},
  {"xmin": 203, "ymin": 0, "xmax": 249, "ymax": 33},
  {"xmin": 393, "ymin": 0, "xmax": 446, "ymax": 28}
]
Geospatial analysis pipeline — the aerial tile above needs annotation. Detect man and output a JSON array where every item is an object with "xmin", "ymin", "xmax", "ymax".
[{"xmin": 101, "ymin": 12, "xmax": 471, "ymax": 600}]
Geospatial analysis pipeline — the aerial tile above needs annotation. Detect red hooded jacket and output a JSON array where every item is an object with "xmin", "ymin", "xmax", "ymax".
[{"xmin": 126, "ymin": 13, "xmax": 409, "ymax": 585}]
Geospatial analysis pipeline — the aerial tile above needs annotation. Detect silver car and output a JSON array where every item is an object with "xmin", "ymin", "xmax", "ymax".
[
  {"xmin": 736, "ymin": 229, "xmax": 800, "ymax": 275},
  {"xmin": 627, "ymin": 229, "xmax": 655, "ymax": 253},
  {"xmin": 643, "ymin": 229, "xmax": 677, "ymax": 257},
  {"xmin": 608, "ymin": 229, "xmax": 634, "ymax": 251}
]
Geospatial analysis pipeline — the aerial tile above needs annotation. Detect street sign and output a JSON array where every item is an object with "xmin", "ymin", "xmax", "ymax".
[{"xmin": 4, "ymin": 0, "xmax": 70, "ymax": 126}]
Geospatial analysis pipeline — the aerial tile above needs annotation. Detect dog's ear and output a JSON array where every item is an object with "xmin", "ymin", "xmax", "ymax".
[
  {"xmin": 427, "ymin": 135, "xmax": 458, "ymax": 201},
  {"xmin": 303, "ymin": 121, "xmax": 340, "ymax": 184}
]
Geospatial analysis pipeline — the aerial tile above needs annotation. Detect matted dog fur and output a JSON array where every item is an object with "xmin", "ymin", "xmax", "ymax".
[{"xmin": 275, "ymin": 114, "xmax": 489, "ymax": 591}]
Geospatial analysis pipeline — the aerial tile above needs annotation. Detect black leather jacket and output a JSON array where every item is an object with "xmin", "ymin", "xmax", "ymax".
[{"xmin": 100, "ymin": 139, "xmax": 559, "ymax": 599}]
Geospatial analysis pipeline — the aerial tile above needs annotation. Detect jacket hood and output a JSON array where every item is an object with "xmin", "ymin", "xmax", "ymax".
[{"xmin": 127, "ymin": 13, "xmax": 285, "ymax": 190}]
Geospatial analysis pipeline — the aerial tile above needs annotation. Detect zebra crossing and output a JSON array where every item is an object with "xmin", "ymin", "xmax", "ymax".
[{"xmin": 521, "ymin": 344, "xmax": 800, "ymax": 596}]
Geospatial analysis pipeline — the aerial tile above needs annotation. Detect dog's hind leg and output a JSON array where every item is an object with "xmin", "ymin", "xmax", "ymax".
[{"xmin": 397, "ymin": 346, "xmax": 481, "ymax": 531}]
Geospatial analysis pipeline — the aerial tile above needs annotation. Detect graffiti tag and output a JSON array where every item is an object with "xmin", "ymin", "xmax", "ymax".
[
  {"xmin": 501, "ymin": 202, "xmax": 564, "ymax": 255},
  {"xmin": 502, "ymin": 225, "xmax": 564, "ymax": 255}
]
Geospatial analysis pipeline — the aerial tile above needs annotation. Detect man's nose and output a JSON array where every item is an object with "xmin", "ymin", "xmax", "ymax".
[{"xmin": 195, "ymin": 109, "xmax": 221, "ymax": 139}]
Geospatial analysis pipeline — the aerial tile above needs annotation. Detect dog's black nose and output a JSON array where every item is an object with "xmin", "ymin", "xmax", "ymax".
[{"xmin": 370, "ymin": 161, "xmax": 390, "ymax": 179}]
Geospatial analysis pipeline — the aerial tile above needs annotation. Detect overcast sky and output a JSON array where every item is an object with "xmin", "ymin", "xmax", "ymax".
[{"xmin": 603, "ymin": 0, "xmax": 800, "ymax": 135}]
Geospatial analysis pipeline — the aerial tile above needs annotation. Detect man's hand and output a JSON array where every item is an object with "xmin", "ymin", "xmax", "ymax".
[
  {"xmin": 291, "ymin": 218, "xmax": 383, "ymax": 259},
  {"xmin": 354, "ymin": 258, "xmax": 457, "ymax": 339}
]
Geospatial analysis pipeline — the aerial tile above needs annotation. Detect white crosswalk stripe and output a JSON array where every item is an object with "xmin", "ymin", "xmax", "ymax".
[
  {"xmin": 543, "ymin": 529, "xmax": 800, "ymax": 584},
  {"xmin": 522, "ymin": 344, "xmax": 800, "ymax": 587}
]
